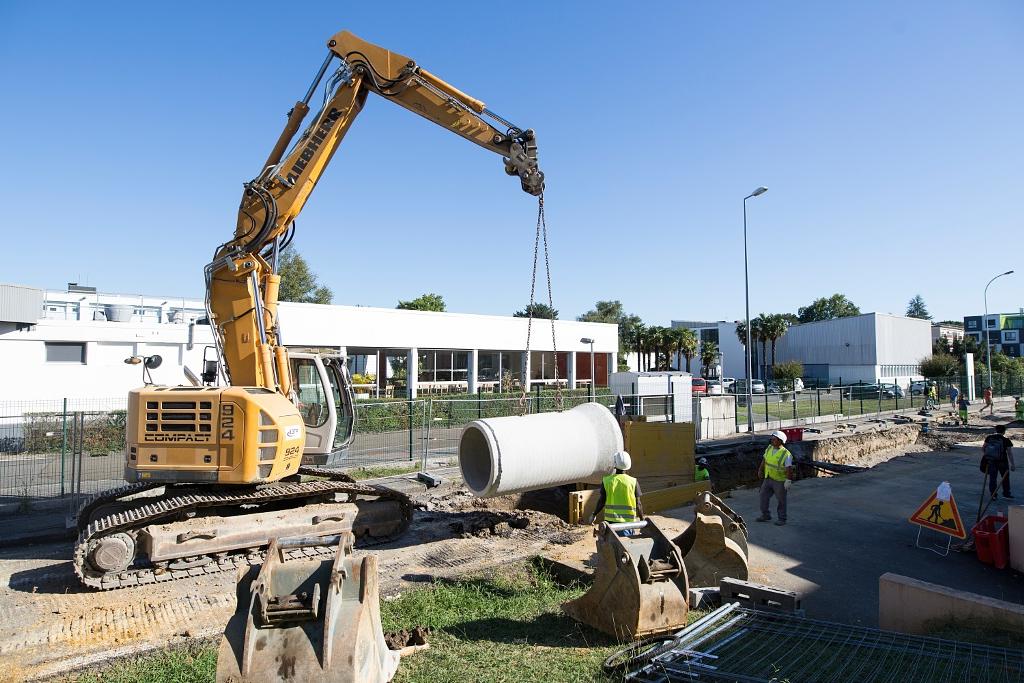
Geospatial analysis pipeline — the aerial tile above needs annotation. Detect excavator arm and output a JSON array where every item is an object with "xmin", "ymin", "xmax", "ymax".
[{"xmin": 207, "ymin": 30, "xmax": 543, "ymax": 396}]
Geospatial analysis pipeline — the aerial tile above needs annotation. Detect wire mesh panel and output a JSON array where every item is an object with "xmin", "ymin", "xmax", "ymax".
[
  {"xmin": 0, "ymin": 398, "xmax": 126, "ymax": 505},
  {"xmin": 627, "ymin": 604, "xmax": 1024, "ymax": 682},
  {"xmin": 344, "ymin": 399, "xmax": 429, "ymax": 469}
]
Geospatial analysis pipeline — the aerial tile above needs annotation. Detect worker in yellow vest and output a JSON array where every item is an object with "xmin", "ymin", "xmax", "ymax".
[
  {"xmin": 590, "ymin": 451, "xmax": 644, "ymax": 533},
  {"xmin": 757, "ymin": 430, "xmax": 794, "ymax": 526},
  {"xmin": 695, "ymin": 457, "xmax": 711, "ymax": 484}
]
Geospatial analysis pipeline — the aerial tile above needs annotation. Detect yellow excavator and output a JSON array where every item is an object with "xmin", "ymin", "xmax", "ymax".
[{"xmin": 73, "ymin": 29, "xmax": 543, "ymax": 591}]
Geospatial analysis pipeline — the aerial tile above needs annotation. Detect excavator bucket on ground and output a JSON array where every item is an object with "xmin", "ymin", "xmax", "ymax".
[
  {"xmin": 563, "ymin": 520, "xmax": 689, "ymax": 641},
  {"xmin": 673, "ymin": 491, "xmax": 749, "ymax": 587},
  {"xmin": 217, "ymin": 534, "xmax": 399, "ymax": 683}
]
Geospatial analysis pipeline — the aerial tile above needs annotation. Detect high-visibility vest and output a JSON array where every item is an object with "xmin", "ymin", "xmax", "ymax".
[
  {"xmin": 763, "ymin": 446, "xmax": 791, "ymax": 482},
  {"xmin": 602, "ymin": 473, "xmax": 638, "ymax": 523},
  {"xmin": 695, "ymin": 467, "xmax": 710, "ymax": 482}
]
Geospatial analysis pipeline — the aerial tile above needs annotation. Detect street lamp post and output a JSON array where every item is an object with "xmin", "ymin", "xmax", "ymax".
[
  {"xmin": 580, "ymin": 337, "xmax": 595, "ymax": 401},
  {"xmin": 743, "ymin": 186, "xmax": 768, "ymax": 433},
  {"xmin": 983, "ymin": 270, "xmax": 1014, "ymax": 391}
]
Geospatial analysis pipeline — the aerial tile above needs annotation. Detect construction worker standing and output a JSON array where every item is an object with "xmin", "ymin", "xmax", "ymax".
[
  {"xmin": 757, "ymin": 430, "xmax": 793, "ymax": 526},
  {"xmin": 590, "ymin": 451, "xmax": 644, "ymax": 532},
  {"xmin": 695, "ymin": 457, "xmax": 711, "ymax": 484}
]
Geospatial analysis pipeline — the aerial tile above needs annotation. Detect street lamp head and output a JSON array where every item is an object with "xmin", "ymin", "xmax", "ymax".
[
  {"xmin": 750, "ymin": 186, "xmax": 768, "ymax": 197},
  {"xmin": 1004, "ymin": 270, "xmax": 1015, "ymax": 276},
  {"xmin": 580, "ymin": 337, "xmax": 594, "ymax": 344}
]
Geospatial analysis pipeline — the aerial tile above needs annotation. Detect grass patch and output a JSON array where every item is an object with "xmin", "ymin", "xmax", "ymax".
[
  {"xmin": 926, "ymin": 616, "xmax": 1024, "ymax": 649},
  {"xmin": 347, "ymin": 463, "xmax": 421, "ymax": 480},
  {"xmin": 62, "ymin": 560, "xmax": 706, "ymax": 682},
  {"xmin": 69, "ymin": 641, "xmax": 217, "ymax": 683}
]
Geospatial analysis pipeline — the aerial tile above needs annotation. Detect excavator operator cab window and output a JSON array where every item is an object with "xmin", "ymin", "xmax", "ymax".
[
  {"xmin": 292, "ymin": 358, "xmax": 329, "ymax": 428},
  {"xmin": 324, "ymin": 359, "xmax": 355, "ymax": 450}
]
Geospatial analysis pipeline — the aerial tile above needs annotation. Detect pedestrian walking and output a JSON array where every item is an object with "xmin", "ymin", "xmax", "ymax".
[
  {"xmin": 949, "ymin": 385, "xmax": 959, "ymax": 410},
  {"xmin": 957, "ymin": 393, "xmax": 970, "ymax": 425},
  {"xmin": 984, "ymin": 386, "xmax": 994, "ymax": 415},
  {"xmin": 757, "ymin": 430, "xmax": 793, "ymax": 526},
  {"xmin": 980, "ymin": 425, "xmax": 1015, "ymax": 499}
]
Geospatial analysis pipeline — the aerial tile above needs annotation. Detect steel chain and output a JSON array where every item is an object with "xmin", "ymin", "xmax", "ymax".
[{"xmin": 519, "ymin": 195, "xmax": 562, "ymax": 415}]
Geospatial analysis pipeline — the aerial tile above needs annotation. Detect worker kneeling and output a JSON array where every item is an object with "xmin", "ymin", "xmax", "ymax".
[
  {"xmin": 757, "ymin": 431, "xmax": 794, "ymax": 526},
  {"xmin": 590, "ymin": 450, "xmax": 644, "ymax": 534}
]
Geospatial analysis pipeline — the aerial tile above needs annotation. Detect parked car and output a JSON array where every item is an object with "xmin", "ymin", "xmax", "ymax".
[
  {"xmin": 706, "ymin": 380, "xmax": 724, "ymax": 395},
  {"xmin": 844, "ymin": 383, "xmax": 903, "ymax": 400},
  {"xmin": 692, "ymin": 378, "xmax": 708, "ymax": 395},
  {"xmin": 734, "ymin": 379, "xmax": 766, "ymax": 394},
  {"xmin": 879, "ymin": 382, "xmax": 905, "ymax": 398},
  {"xmin": 722, "ymin": 377, "xmax": 736, "ymax": 391},
  {"xmin": 766, "ymin": 382, "xmax": 782, "ymax": 394},
  {"xmin": 910, "ymin": 381, "xmax": 929, "ymax": 396}
]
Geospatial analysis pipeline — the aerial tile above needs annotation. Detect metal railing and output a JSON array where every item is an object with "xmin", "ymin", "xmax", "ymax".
[{"xmin": 0, "ymin": 391, "xmax": 674, "ymax": 513}]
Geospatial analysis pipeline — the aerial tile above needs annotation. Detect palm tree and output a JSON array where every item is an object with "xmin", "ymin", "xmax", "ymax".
[
  {"xmin": 752, "ymin": 314, "xmax": 771, "ymax": 379},
  {"xmin": 763, "ymin": 314, "xmax": 790, "ymax": 369},
  {"xmin": 645, "ymin": 326, "xmax": 669, "ymax": 370},
  {"xmin": 621, "ymin": 320, "xmax": 644, "ymax": 371},
  {"xmin": 664, "ymin": 327, "xmax": 683, "ymax": 371},
  {"xmin": 700, "ymin": 340, "xmax": 720, "ymax": 379},
  {"xmin": 678, "ymin": 328, "xmax": 698, "ymax": 373}
]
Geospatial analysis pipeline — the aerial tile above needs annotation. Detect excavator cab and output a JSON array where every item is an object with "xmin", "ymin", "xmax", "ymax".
[{"xmin": 289, "ymin": 351, "xmax": 356, "ymax": 466}]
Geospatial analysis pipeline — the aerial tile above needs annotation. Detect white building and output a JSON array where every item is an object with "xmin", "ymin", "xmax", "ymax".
[
  {"xmin": 931, "ymin": 322, "xmax": 964, "ymax": 351},
  {"xmin": 772, "ymin": 313, "xmax": 930, "ymax": 386},
  {"xmin": 668, "ymin": 320, "xmax": 746, "ymax": 380},
  {"xmin": 0, "ymin": 283, "xmax": 617, "ymax": 404}
]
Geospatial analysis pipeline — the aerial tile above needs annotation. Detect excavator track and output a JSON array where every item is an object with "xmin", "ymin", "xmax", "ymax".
[{"xmin": 72, "ymin": 467, "xmax": 414, "ymax": 590}]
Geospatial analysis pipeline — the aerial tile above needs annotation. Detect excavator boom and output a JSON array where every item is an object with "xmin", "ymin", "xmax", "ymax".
[{"xmin": 75, "ymin": 31, "xmax": 544, "ymax": 603}]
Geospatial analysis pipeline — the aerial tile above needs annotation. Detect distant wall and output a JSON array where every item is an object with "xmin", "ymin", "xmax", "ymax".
[{"xmin": 879, "ymin": 573, "xmax": 1024, "ymax": 634}]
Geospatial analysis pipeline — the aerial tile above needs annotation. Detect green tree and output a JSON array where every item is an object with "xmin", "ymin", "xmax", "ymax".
[
  {"xmin": 772, "ymin": 360, "xmax": 804, "ymax": 389},
  {"xmin": 906, "ymin": 295, "xmax": 931, "ymax": 320},
  {"xmin": 762, "ymin": 314, "xmax": 790, "ymax": 367},
  {"xmin": 699, "ymin": 340, "xmax": 720, "ymax": 378},
  {"xmin": 514, "ymin": 302, "xmax": 558, "ymax": 319},
  {"xmin": 752, "ymin": 313, "xmax": 771, "ymax": 378},
  {"xmin": 677, "ymin": 328, "xmax": 698, "ymax": 373},
  {"xmin": 919, "ymin": 353, "xmax": 960, "ymax": 378},
  {"xmin": 620, "ymin": 320, "xmax": 645, "ymax": 372},
  {"xmin": 797, "ymin": 294, "xmax": 861, "ymax": 323},
  {"xmin": 577, "ymin": 300, "xmax": 642, "ymax": 372},
  {"xmin": 397, "ymin": 293, "xmax": 446, "ymax": 311},
  {"xmin": 277, "ymin": 247, "xmax": 333, "ymax": 304},
  {"xmin": 735, "ymin": 321, "xmax": 749, "ymax": 348}
]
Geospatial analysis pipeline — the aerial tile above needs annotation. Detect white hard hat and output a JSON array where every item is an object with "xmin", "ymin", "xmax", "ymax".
[
  {"xmin": 613, "ymin": 450, "xmax": 632, "ymax": 471},
  {"xmin": 770, "ymin": 430, "xmax": 788, "ymax": 444}
]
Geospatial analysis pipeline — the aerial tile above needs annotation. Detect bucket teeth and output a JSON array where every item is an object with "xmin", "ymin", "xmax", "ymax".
[
  {"xmin": 563, "ymin": 520, "xmax": 689, "ymax": 641},
  {"xmin": 216, "ymin": 534, "xmax": 401, "ymax": 682}
]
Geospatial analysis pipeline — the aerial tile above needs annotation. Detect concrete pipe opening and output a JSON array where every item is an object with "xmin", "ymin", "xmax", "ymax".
[
  {"xmin": 458, "ymin": 402, "xmax": 624, "ymax": 498},
  {"xmin": 458, "ymin": 424, "xmax": 495, "ymax": 494}
]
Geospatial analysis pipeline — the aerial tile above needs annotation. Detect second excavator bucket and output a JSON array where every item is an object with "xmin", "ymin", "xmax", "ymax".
[
  {"xmin": 217, "ymin": 534, "xmax": 399, "ymax": 683},
  {"xmin": 563, "ymin": 520, "xmax": 689, "ymax": 641},
  {"xmin": 673, "ymin": 491, "xmax": 749, "ymax": 588}
]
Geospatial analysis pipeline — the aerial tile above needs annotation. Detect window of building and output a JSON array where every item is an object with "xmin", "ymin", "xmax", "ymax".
[
  {"xmin": 1004, "ymin": 331, "xmax": 1018, "ymax": 343},
  {"xmin": 967, "ymin": 320, "xmax": 978, "ymax": 330},
  {"xmin": 45, "ymin": 342, "xmax": 86, "ymax": 363},
  {"xmin": 418, "ymin": 350, "xmax": 469, "ymax": 382},
  {"xmin": 987, "ymin": 318, "xmax": 998, "ymax": 328},
  {"xmin": 530, "ymin": 351, "xmax": 567, "ymax": 381},
  {"xmin": 478, "ymin": 351, "xmax": 516, "ymax": 382}
]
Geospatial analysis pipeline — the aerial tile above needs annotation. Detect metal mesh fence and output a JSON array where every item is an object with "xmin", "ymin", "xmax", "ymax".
[
  {"xmin": 0, "ymin": 398, "xmax": 127, "ymax": 508},
  {"xmin": 628, "ymin": 603, "xmax": 1024, "ymax": 682}
]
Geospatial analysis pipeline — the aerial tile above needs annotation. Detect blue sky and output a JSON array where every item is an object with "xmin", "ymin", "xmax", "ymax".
[{"xmin": 2, "ymin": 1, "xmax": 1021, "ymax": 324}]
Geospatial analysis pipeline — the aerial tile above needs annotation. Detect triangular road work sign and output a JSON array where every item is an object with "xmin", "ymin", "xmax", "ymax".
[{"xmin": 909, "ymin": 490, "xmax": 966, "ymax": 539}]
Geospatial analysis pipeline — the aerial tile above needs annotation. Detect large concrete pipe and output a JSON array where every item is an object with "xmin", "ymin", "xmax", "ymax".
[{"xmin": 458, "ymin": 402, "xmax": 624, "ymax": 498}]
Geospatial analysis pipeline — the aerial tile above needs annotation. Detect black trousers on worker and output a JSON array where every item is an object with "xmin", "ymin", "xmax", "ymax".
[{"xmin": 987, "ymin": 461, "xmax": 1011, "ymax": 497}]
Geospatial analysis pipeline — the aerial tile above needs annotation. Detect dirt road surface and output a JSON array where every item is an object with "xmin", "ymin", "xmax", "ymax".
[{"xmin": 0, "ymin": 488, "xmax": 587, "ymax": 681}]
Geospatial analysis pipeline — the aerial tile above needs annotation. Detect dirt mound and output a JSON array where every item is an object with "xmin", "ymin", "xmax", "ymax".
[{"xmin": 385, "ymin": 626, "xmax": 429, "ymax": 650}]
